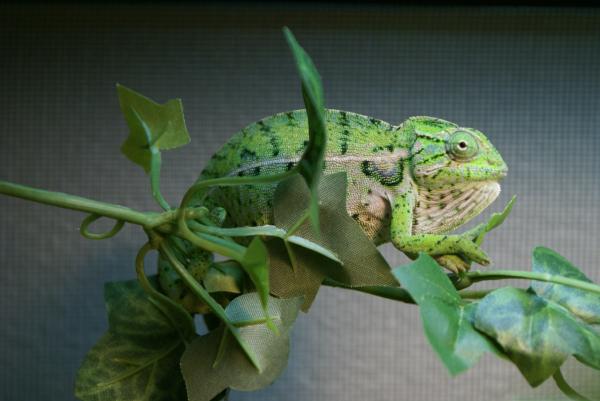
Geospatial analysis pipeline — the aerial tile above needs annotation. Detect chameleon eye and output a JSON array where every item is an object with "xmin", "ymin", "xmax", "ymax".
[{"xmin": 447, "ymin": 131, "xmax": 479, "ymax": 160}]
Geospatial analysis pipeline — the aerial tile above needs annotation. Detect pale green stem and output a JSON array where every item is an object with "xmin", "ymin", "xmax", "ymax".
[
  {"xmin": 150, "ymin": 149, "xmax": 171, "ymax": 211},
  {"xmin": 159, "ymin": 242, "xmax": 262, "ymax": 371},
  {"xmin": 177, "ymin": 224, "xmax": 246, "ymax": 261},
  {"xmin": 465, "ymin": 270, "xmax": 600, "ymax": 296},
  {"xmin": 322, "ymin": 278, "xmax": 415, "ymax": 304},
  {"xmin": 553, "ymin": 369, "xmax": 591, "ymax": 401},
  {"xmin": 0, "ymin": 180, "xmax": 156, "ymax": 227},
  {"xmin": 179, "ymin": 168, "xmax": 298, "ymax": 210},
  {"xmin": 80, "ymin": 213, "xmax": 126, "ymax": 240}
]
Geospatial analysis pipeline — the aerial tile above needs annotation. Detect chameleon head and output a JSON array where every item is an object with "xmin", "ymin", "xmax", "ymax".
[{"xmin": 404, "ymin": 116, "xmax": 508, "ymax": 234}]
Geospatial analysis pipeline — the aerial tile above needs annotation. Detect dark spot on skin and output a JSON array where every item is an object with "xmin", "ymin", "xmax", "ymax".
[
  {"xmin": 339, "ymin": 111, "xmax": 350, "ymax": 127},
  {"xmin": 431, "ymin": 170, "xmax": 443, "ymax": 180},
  {"xmin": 240, "ymin": 148, "xmax": 257, "ymax": 161},
  {"xmin": 257, "ymin": 120, "xmax": 272, "ymax": 133},
  {"xmin": 415, "ymin": 133, "xmax": 445, "ymax": 143},
  {"xmin": 285, "ymin": 112, "xmax": 297, "ymax": 127},
  {"xmin": 361, "ymin": 160, "xmax": 373, "ymax": 177},
  {"xmin": 340, "ymin": 129, "xmax": 350, "ymax": 154},
  {"xmin": 270, "ymin": 136, "xmax": 280, "ymax": 157},
  {"xmin": 421, "ymin": 153, "xmax": 447, "ymax": 164},
  {"xmin": 409, "ymin": 148, "xmax": 425, "ymax": 160}
]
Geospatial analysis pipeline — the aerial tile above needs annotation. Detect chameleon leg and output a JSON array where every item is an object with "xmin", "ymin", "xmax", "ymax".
[{"xmin": 390, "ymin": 191, "xmax": 490, "ymax": 270}]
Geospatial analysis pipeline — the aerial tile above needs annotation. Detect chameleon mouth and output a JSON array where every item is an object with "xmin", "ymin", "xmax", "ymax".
[{"xmin": 412, "ymin": 181, "xmax": 501, "ymax": 235}]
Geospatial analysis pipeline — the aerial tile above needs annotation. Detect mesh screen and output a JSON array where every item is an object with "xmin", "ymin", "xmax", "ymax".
[{"xmin": 1, "ymin": 4, "xmax": 599, "ymax": 400}]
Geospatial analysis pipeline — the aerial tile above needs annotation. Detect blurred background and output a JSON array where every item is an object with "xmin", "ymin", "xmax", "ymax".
[{"xmin": 1, "ymin": 3, "xmax": 599, "ymax": 400}]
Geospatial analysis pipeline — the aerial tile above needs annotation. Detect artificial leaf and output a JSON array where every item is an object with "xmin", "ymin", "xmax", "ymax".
[
  {"xmin": 117, "ymin": 84, "xmax": 190, "ymax": 173},
  {"xmin": 194, "ymin": 224, "xmax": 340, "ymax": 264},
  {"xmin": 181, "ymin": 294, "xmax": 303, "ymax": 401},
  {"xmin": 531, "ymin": 246, "xmax": 600, "ymax": 324},
  {"xmin": 239, "ymin": 237, "xmax": 274, "ymax": 330},
  {"xmin": 75, "ymin": 277, "xmax": 195, "ymax": 401},
  {"xmin": 271, "ymin": 172, "xmax": 396, "ymax": 310},
  {"xmin": 473, "ymin": 287, "xmax": 600, "ymax": 387},
  {"xmin": 464, "ymin": 195, "xmax": 516, "ymax": 247},
  {"xmin": 392, "ymin": 254, "xmax": 500, "ymax": 375},
  {"xmin": 283, "ymin": 27, "xmax": 327, "ymax": 232}
]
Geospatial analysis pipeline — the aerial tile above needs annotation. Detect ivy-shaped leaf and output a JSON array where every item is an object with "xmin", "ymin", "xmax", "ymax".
[
  {"xmin": 283, "ymin": 27, "xmax": 327, "ymax": 232},
  {"xmin": 75, "ymin": 276, "xmax": 195, "ymax": 401},
  {"xmin": 117, "ymin": 84, "xmax": 190, "ymax": 173},
  {"xmin": 473, "ymin": 287, "xmax": 600, "ymax": 387},
  {"xmin": 392, "ymin": 254, "xmax": 501, "ymax": 375},
  {"xmin": 531, "ymin": 246, "xmax": 600, "ymax": 325},
  {"xmin": 180, "ymin": 294, "xmax": 303, "ymax": 401},
  {"xmin": 270, "ymin": 172, "xmax": 396, "ymax": 310}
]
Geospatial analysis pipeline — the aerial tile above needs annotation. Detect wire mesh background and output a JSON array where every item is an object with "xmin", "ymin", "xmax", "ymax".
[{"xmin": 0, "ymin": 4, "xmax": 599, "ymax": 400}]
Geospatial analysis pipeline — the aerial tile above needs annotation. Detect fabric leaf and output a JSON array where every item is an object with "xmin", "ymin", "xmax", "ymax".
[
  {"xmin": 75, "ymin": 277, "xmax": 195, "ymax": 400},
  {"xmin": 392, "ymin": 254, "xmax": 500, "ymax": 375},
  {"xmin": 117, "ymin": 84, "xmax": 190, "ymax": 173}
]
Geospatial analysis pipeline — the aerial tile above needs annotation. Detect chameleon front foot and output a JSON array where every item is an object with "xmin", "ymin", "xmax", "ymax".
[
  {"xmin": 435, "ymin": 255, "xmax": 471, "ymax": 274},
  {"xmin": 394, "ymin": 233, "xmax": 490, "ymax": 270}
]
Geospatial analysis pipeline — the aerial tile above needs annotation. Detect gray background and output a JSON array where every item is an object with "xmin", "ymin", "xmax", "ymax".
[{"xmin": 1, "ymin": 4, "xmax": 599, "ymax": 400}]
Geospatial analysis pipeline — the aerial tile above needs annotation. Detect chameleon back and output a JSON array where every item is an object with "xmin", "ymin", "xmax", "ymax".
[{"xmin": 198, "ymin": 109, "xmax": 408, "ymax": 242}]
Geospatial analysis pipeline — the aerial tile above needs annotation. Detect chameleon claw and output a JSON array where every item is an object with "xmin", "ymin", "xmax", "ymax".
[{"xmin": 436, "ymin": 254, "xmax": 471, "ymax": 274}]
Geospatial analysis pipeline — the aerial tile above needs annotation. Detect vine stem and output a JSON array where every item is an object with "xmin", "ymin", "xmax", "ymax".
[
  {"xmin": 322, "ymin": 279, "xmax": 415, "ymax": 304},
  {"xmin": 158, "ymin": 241, "xmax": 262, "ymax": 371},
  {"xmin": 553, "ymin": 369, "xmax": 591, "ymax": 401},
  {"xmin": 179, "ymin": 169, "xmax": 298, "ymax": 210},
  {"xmin": 0, "ymin": 180, "xmax": 156, "ymax": 227},
  {"xmin": 465, "ymin": 270, "xmax": 600, "ymax": 296}
]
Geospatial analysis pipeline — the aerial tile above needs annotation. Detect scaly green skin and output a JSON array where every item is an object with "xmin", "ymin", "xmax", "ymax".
[{"xmin": 196, "ymin": 109, "xmax": 508, "ymax": 273}]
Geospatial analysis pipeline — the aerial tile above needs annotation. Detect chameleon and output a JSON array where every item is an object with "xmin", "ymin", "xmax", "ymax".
[{"xmin": 159, "ymin": 109, "xmax": 507, "ymax": 309}]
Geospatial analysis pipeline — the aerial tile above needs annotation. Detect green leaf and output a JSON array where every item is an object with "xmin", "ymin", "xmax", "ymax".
[
  {"xmin": 473, "ymin": 287, "xmax": 600, "ymax": 387},
  {"xmin": 531, "ymin": 247, "xmax": 600, "ymax": 325},
  {"xmin": 117, "ymin": 84, "xmax": 190, "ymax": 173},
  {"xmin": 239, "ymin": 237, "xmax": 276, "ymax": 331},
  {"xmin": 270, "ymin": 172, "xmax": 396, "ymax": 310},
  {"xmin": 191, "ymin": 224, "xmax": 340, "ymax": 263},
  {"xmin": 75, "ymin": 277, "xmax": 195, "ymax": 400},
  {"xmin": 473, "ymin": 195, "xmax": 516, "ymax": 246},
  {"xmin": 392, "ymin": 254, "xmax": 500, "ymax": 375},
  {"xmin": 283, "ymin": 27, "xmax": 327, "ymax": 232},
  {"xmin": 180, "ymin": 294, "xmax": 303, "ymax": 401}
]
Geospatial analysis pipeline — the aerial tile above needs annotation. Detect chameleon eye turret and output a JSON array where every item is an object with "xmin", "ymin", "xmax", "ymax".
[{"xmin": 447, "ymin": 130, "xmax": 479, "ymax": 160}]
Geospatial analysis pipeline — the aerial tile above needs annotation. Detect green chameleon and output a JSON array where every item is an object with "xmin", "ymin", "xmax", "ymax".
[{"xmin": 159, "ymin": 109, "xmax": 507, "ymax": 308}]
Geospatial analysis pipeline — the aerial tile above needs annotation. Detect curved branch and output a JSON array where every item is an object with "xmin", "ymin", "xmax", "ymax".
[{"xmin": 80, "ymin": 213, "xmax": 125, "ymax": 240}]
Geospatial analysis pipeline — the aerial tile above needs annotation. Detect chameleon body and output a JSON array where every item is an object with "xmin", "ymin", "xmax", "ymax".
[
  {"xmin": 159, "ymin": 109, "xmax": 507, "ymax": 309},
  {"xmin": 198, "ymin": 109, "xmax": 507, "ymax": 271}
]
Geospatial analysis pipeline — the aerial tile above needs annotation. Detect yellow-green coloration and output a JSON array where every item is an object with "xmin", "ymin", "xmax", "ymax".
[{"xmin": 197, "ymin": 109, "xmax": 508, "ymax": 273}]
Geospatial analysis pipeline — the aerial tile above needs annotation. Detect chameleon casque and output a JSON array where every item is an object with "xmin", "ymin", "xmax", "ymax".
[{"xmin": 159, "ymin": 109, "xmax": 507, "ymax": 308}]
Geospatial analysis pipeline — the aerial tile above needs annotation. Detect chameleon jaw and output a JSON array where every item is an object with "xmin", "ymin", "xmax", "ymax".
[{"xmin": 412, "ymin": 181, "xmax": 501, "ymax": 235}]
